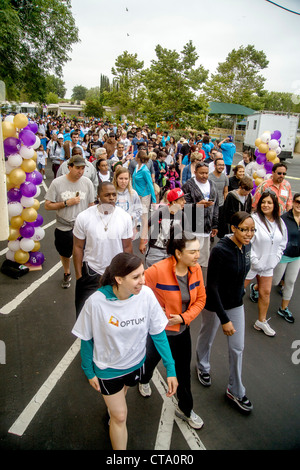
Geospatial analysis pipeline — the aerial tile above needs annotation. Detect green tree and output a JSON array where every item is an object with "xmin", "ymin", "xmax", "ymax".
[
  {"xmin": 83, "ymin": 99, "xmax": 104, "ymax": 118},
  {"xmin": 110, "ymin": 51, "xmax": 144, "ymax": 119},
  {"xmin": 204, "ymin": 45, "xmax": 269, "ymax": 108},
  {"xmin": 261, "ymin": 90, "xmax": 299, "ymax": 112},
  {"xmin": 142, "ymin": 40, "xmax": 209, "ymax": 127},
  {"xmin": 71, "ymin": 85, "xmax": 87, "ymax": 101},
  {"xmin": 45, "ymin": 91, "xmax": 59, "ymax": 104},
  {"xmin": 0, "ymin": 0, "xmax": 79, "ymax": 102},
  {"xmin": 45, "ymin": 74, "xmax": 66, "ymax": 99}
]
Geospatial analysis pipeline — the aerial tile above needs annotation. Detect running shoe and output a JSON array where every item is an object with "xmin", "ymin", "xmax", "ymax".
[
  {"xmin": 61, "ymin": 273, "xmax": 71, "ymax": 289},
  {"xmin": 254, "ymin": 319, "xmax": 276, "ymax": 336},
  {"xmin": 226, "ymin": 388, "xmax": 253, "ymax": 412},
  {"xmin": 138, "ymin": 383, "xmax": 152, "ymax": 397},
  {"xmin": 175, "ymin": 406, "xmax": 204, "ymax": 429},
  {"xmin": 249, "ymin": 283, "xmax": 259, "ymax": 303},
  {"xmin": 277, "ymin": 307, "xmax": 295, "ymax": 323},
  {"xmin": 196, "ymin": 367, "xmax": 211, "ymax": 387}
]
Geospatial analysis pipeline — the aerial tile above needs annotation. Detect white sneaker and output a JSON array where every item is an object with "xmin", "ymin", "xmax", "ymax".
[
  {"xmin": 175, "ymin": 406, "xmax": 204, "ymax": 429},
  {"xmin": 139, "ymin": 383, "xmax": 152, "ymax": 397},
  {"xmin": 254, "ymin": 319, "xmax": 276, "ymax": 336}
]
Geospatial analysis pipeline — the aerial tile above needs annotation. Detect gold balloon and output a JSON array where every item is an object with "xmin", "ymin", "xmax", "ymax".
[
  {"xmin": 273, "ymin": 156, "xmax": 280, "ymax": 165},
  {"xmin": 13, "ymin": 113, "xmax": 28, "ymax": 129},
  {"xmin": 258, "ymin": 143, "xmax": 269, "ymax": 154},
  {"xmin": 8, "ymin": 227, "xmax": 20, "ymax": 241},
  {"xmin": 252, "ymin": 172, "xmax": 258, "ymax": 180},
  {"xmin": 22, "ymin": 207, "xmax": 37, "ymax": 222},
  {"xmin": 21, "ymin": 158, "xmax": 36, "ymax": 173},
  {"xmin": 14, "ymin": 249, "xmax": 30, "ymax": 264},
  {"xmin": 2, "ymin": 122, "xmax": 16, "ymax": 138},
  {"xmin": 9, "ymin": 168, "xmax": 26, "ymax": 186},
  {"xmin": 10, "ymin": 216, "xmax": 24, "ymax": 229},
  {"xmin": 32, "ymin": 151, "xmax": 37, "ymax": 162},
  {"xmin": 266, "ymin": 150, "xmax": 277, "ymax": 161},
  {"xmin": 255, "ymin": 138, "xmax": 262, "ymax": 147},
  {"xmin": 255, "ymin": 177, "xmax": 264, "ymax": 187},
  {"xmin": 31, "ymin": 241, "xmax": 41, "ymax": 252},
  {"xmin": 32, "ymin": 199, "xmax": 40, "ymax": 210}
]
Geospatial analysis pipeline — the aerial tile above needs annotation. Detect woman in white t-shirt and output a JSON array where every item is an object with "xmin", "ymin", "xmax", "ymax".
[
  {"xmin": 72, "ymin": 252, "xmax": 177, "ymax": 450},
  {"xmin": 244, "ymin": 191, "xmax": 287, "ymax": 337}
]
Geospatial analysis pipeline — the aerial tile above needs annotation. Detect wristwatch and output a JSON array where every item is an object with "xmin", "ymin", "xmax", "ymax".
[{"xmin": 64, "ymin": 200, "xmax": 68, "ymax": 207}]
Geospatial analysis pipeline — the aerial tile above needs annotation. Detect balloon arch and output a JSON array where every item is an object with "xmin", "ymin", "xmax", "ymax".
[{"xmin": 2, "ymin": 113, "xmax": 45, "ymax": 268}]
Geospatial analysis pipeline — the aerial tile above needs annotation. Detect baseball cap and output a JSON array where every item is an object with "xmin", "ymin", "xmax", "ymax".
[
  {"xmin": 167, "ymin": 188, "xmax": 186, "ymax": 203},
  {"xmin": 57, "ymin": 133, "xmax": 64, "ymax": 139},
  {"xmin": 68, "ymin": 155, "xmax": 86, "ymax": 166}
]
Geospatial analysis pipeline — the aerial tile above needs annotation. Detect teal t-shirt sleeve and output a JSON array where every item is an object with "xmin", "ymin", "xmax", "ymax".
[
  {"xmin": 80, "ymin": 339, "xmax": 96, "ymax": 379},
  {"xmin": 151, "ymin": 330, "xmax": 176, "ymax": 377}
]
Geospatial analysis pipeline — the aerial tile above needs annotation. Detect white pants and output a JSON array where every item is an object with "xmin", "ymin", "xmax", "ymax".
[
  {"xmin": 272, "ymin": 259, "xmax": 300, "ymax": 301},
  {"xmin": 196, "ymin": 306, "xmax": 246, "ymax": 399}
]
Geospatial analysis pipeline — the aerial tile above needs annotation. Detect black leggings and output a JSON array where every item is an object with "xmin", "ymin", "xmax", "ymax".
[
  {"xmin": 75, "ymin": 262, "xmax": 101, "ymax": 318},
  {"xmin": 141, "ymin": 327, "xmax": 193, "ymax": 417}
]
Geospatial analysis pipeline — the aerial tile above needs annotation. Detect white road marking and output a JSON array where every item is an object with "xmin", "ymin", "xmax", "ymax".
[
  {"xmin": 0, "ymin": 260, "xmax": 61, "ymax": 315},
  {"xmin": 153, "ymin": 369, "xmax": 206, "ymax": 450},
  {"xmin": 8, "ymin": 339, "xmax": 81, "ymax": 436}
]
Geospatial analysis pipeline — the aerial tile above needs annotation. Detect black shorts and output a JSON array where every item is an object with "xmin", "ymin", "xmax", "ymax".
[
  {"xmin": 97, "ymin": 365, "xmax": 144, "ymax": 396},
  {"xmin": 54, "ymin": 228, "xmax": 73, "ymax": 258}
]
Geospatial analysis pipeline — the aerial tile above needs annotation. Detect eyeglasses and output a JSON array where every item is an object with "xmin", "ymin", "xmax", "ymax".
[
  {"xmin": 294, "ymin": 200, "xmax": 300, "ymax": 204},
  {"xmin": 234, "ymin": 227, "xmax": 257, "ymax": 234},
  {"xmin": 276, "ymin": 172, "xmax": 286, "ymax": 176}
]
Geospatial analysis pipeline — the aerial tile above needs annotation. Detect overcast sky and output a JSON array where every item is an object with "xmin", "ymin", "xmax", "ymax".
[{"xmin": 62, "ymin": 0, "xmax": 300, "ymax": 99}]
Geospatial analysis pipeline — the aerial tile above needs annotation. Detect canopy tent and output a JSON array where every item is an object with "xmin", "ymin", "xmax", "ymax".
[{"xmin": 208, "ymin": 102, "xmax": 255, "ymax": 139}]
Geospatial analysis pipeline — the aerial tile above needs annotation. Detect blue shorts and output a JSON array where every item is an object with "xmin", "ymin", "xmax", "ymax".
[{"xmin": 97, "ymin": 365, "xmax": 144, "ymax": 395}]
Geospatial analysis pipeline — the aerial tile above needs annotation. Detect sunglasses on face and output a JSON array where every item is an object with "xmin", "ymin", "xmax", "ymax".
[{"xmin": 276, "ymin": 172, "xmax": 286, "ymax": 176}]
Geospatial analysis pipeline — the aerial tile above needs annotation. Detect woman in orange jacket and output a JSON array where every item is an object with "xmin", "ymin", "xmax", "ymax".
[{"xmin": 139, "ymin": 233, "xmax": 206, "ymax": 429}]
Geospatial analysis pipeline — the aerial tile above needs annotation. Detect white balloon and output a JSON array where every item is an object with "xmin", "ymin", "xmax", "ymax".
[
  {"xmin": 35, "ymin": 186, "xmax": 41, "ymax": 197},
  {"xmin": 21, "ymin": 196, "xmax": 35, "ymax": 208},
  {"xmin": 20, "ymin": 238, "xmax": 35, "ymax": 252},
  {"xmin": 32, "ymin": 136, "xmax": 41, "ymax": 150},
  {"xmin": 19, "ymin": 145, "xmax": 35, "ymax": 159},
  {"xmin": 269, "ymin": 139, "xmax": 279, "ymax": 150},
  {"xmin": 32, "ymin": 226, "xmax": 45, "ymax": 241},
  {"xmin": 260, "ymin": 132, "xmax": 271, "ymax": 143},
  {"xmin": 275, "ymin": 147, "xmax": 282, "ymax": 156},
  {"xmin": 8, "ymin": 240, "xmax": 20, "ymax": 251},
  {"xmin": 6, "ymin": 249, "xmax": 16, "ymax": 261},
  {"xmin": 256, "ymin": 168, "xmax": 266, "ymax": 178},
  {"xmin": 8, "ymin": 202, "xmax": 23, "ymax": 217},
  {"xmin": 5, "ymin": 161, "xmax": 14, "ymax": 174},
  {"xmin": 8, "ymin": 153, "xmax": 23, "ymax": 168}
]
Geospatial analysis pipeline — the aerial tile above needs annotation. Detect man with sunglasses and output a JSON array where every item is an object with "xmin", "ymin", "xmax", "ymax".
[{"xmin": 252, "ymin": 162, "xmax": 293, "ymax": 215}]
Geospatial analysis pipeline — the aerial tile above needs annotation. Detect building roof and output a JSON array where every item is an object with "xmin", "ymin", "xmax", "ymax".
[{"xmin": 208, "ymin": 102, "xmax": 255, "ymax": 116}]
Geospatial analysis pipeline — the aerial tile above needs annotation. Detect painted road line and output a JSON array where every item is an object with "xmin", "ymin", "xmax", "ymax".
[
  {"xmin": 8, "ymin": 338, "xmax": 81, "ymax": 436},
  {"xmin": 0, "ymin": 260, "xmax": 61, "ymax": 315},
  {"xmin": 153, "ymin": 368, "xmax": 206, "ymax": 450}
]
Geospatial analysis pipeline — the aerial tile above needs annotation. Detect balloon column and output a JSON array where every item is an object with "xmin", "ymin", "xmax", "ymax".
[
  {"xmin": 2, "ymin": 113, "xmax": 45, "ymax": 268},
  {"xmin": 251, "ymin": 130, "xmax": 282, "ymax": 195}
]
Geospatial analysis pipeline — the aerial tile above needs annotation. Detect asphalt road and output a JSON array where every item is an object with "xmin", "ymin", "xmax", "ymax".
[{"xmin": 0, "ymin": 152, "xmax": 300, "ymax": 454}]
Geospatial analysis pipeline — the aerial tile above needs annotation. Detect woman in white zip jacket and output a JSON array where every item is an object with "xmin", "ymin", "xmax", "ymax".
[{"xmin": 245, "ymin": 191, "xmax": 287, "ymax": 336}]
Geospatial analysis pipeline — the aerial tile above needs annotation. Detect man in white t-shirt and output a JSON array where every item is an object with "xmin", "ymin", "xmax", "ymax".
[{"xmin": 73, "ymin": 181, "xmax": 133, "ymax": 317}]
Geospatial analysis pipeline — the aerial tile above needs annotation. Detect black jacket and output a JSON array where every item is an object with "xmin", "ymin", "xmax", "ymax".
[
  {"xmin": 281, "ymin": 210, "xmax": 300, "ymax": 258},
  {"xmin": 205, "ymin": 236, "xmax": 251, "ymax": 324}
]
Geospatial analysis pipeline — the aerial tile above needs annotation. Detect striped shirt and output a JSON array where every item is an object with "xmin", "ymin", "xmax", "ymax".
[{"xmin": 252, "ymin": 177, "xmax": 293, "ymax": 215}]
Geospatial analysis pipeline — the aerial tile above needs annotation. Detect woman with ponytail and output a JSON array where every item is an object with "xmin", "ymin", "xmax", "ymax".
[{"xmin": 72, "ymin": 252, "xmax": 177, "ymax": 450}]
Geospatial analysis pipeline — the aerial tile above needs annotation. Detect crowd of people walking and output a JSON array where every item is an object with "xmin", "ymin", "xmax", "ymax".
[{"xmin": 33, "ymin": 115, "xmax": 299, "ymax": 450}]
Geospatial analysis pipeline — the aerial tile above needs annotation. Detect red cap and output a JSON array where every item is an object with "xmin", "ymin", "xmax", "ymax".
[{"xmin": 167, "ymin": 188, "xmax": 186, "ymax": 203}]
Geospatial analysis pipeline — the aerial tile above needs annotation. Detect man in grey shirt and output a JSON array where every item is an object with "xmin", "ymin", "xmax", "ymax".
[{"xmin": 45, "ymin": 151, "xmax": 95, "ymax": 288}]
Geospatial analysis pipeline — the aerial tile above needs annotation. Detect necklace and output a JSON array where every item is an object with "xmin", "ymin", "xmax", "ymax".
[{"xmin": 97, "ymin": 205, "xmax": 115, "ymax": 231}]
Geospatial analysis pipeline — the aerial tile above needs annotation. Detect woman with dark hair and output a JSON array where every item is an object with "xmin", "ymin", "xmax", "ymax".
[
  {"xmin": 272, "ymin": 192, "xmax": 300, "ymax": 323},
  {"xmin": 139, "ymin": 233, "xmax": 206, "ymax": 429},
  {"xmin": 72, "ymin": 252, "xmax": 177, "ymax": 450},
  {"xmin": 245, "ymin": 191, "xmax": 287, "ymax": 336},
  {"xmin": 196, "ymin": 211, "xmax": 255, "ymax": 413},
  {"xmin": 228, "ymin": 164, "xmax": 245, "ymax": 191}
]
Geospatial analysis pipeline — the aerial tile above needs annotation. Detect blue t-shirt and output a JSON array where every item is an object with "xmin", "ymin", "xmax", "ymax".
[{"xmin": 220, "ymin": 142, "xmax": 236, "ymax": 165}]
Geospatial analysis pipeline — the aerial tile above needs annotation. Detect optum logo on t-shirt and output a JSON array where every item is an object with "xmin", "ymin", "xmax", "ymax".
[{"xmin": 108, "ymin": 315, "xmax": 145, "ymax": 327}]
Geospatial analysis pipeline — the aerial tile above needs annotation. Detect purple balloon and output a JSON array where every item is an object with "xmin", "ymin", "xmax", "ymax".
[
  {"xmin": 19, "ymin": 223, "xmax": 35, "ymax": 239},
  {"xmin": 256, "ymin": 154, "xmax": 266, "ymax": 165},
  {"xmin": 19, "ymin": 129, "xmax": 36, "ymax": 147},
  {"xmin": 264, "ymin": 161, "xmax": 273, "ymax": 173},
  {"xmin": 32, "ymin": 214, "xmax": 44, "ymax": 227},
  {"xmin": 4, "ymin": 137, "xmax": 21, "ymax": 156},
  {"xmin": 29, "ymin": 251, "xmax": 44, "ymax": 266},
  {"xmin": 25, "ymin": 170, "xmax": 43, "ymax": 185},
  {"xmin": 27, "ymin": 121, "xmax": 38, "ymax": 134},
  {"xmin": 20, "ymin": 181, "xmax": 37, "ymax": 198},
  {"xmin": 271, "ymin": 130, "xmax": 281, "ymax": 140},
  {"xmin": 7, "ymin": 187, "xmax": 22, "ymax": 202}
]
